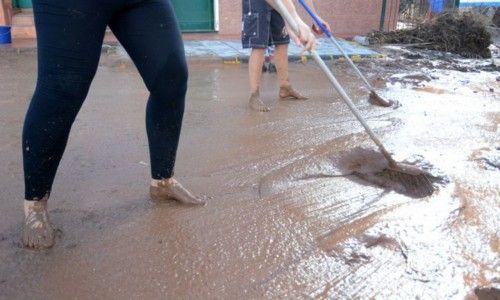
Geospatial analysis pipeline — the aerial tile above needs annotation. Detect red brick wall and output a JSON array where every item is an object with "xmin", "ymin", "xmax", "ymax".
[
  {"xmin": 217, "ymin": 0, "xmax": 242, "ymax": 37},
  {"xmin": 0, "ymin": 0, "xmax": 13, "ymax": 25},
  {"xmin": 215, "ymin": 0, "xmax": 400, "ymax": 38},
  {"xmin": 4, "ymin": 0, "xmax": 399, "ymax": 41}
]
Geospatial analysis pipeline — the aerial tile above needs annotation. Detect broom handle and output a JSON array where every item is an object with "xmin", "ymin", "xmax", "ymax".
[
  {"xmin": 297, "ymin": 0, "xmax": 375, "ymax": 92},
  {"xmin": 273, "ymin": 0, "xmax": 397, "ymax": 166}
]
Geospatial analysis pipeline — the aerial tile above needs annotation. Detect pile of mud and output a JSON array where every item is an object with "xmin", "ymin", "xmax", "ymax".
[
  {"xmin": 493, "ymin": 8, "xmax": 500, "ymax": 27},
  {"xmin": 369, "ymin": 12, "xmax": 492, "ymax": 58}
]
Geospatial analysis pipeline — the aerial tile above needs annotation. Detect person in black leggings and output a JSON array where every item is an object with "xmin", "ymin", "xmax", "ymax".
[{"xmin": 22, "ymin": 0, "xmax": 316, "ymax": 250}]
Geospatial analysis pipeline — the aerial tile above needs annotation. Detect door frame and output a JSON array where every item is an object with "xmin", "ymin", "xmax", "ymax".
[{"xmin": 214, "ymin": 0, "xmax": 219, "ymax": 31}]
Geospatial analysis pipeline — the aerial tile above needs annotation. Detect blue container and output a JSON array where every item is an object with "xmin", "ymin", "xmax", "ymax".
[
  {"xmin": 430, "ymin": 0, "xmax": 445, "ymax": 13},
  {"xmin": 0, "ymin": 25, "xmax": 12, "ymax": 44}
]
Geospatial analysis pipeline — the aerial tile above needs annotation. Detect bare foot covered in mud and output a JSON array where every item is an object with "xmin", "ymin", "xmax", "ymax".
[
  {"xmin": 249, "ymin": 92, "xmax": 271, "ymax": 112},
  {"xmin": 22, "ymin": 198, "xmax": 55, "ymax": 250},
  {"xmin": 279, "ymin": 85, "xmax": 308, "ymax": 100},
  {"xmin": 150, "ymin": 178, "xmax": 206, "ymax": 206}
]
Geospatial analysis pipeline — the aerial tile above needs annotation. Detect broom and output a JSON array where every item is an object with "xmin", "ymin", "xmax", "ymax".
[
  {"xmin": 297, "ymin": 0, "xmax": 395, "ymax": 108},
  {"xmin": 273, "ymin": 0, "xmax": 435, "ymax": 196}
]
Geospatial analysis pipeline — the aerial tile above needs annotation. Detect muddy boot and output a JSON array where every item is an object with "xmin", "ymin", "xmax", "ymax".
[
  {"xmin": 279, "ymin": 85, "xmax": 308, "ymax": 100},
  {"xmin": 249, "ymin": 91, "xmax": 271, "ymax": 112},
  {"xmin": 22, "ymin": 197, "xmax": 55, "ymax": 250},
  {"xmin": 150, "ymin": 178, "xmax": 206, "ymax": 206}
]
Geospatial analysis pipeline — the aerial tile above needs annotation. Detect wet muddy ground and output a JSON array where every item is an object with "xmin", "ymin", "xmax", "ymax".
[{"xmin": 0, "ymin": 47, "xmax": 499, "ymax": 299}]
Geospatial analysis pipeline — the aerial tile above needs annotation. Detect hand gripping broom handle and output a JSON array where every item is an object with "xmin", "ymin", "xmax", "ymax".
[
  {"xmin": 273, "ymin": 0, "xmax": 397, "ymax": 166},
  {"xmin": 297, "ymin": 0, "xmax": 375, "ymax": 92}
]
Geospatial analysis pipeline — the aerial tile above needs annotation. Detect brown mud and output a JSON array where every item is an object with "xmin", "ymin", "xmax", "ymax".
[
  {"xmin": 369, "ymin": 12, "xmax": 492, "ymax": 58},
  {"xmin": 0, "ymin": 48, "xmax": 499, "ymax": 298}
]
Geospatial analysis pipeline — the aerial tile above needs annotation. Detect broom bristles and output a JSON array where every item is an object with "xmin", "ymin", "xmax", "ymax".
[
  {"xmin": 381, "ymin": 168, "xmax": 435, "ymax": 198},
  {"xmin": 368, "ymin": 91, "xmax": 393, "ymax": 107}
]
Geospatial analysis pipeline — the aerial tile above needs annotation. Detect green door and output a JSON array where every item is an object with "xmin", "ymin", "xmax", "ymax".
[
  {"xmin": 13, "ymin": 0, "xmax": 32, "ymax": 8},
  {"xmin": 171, "ymin": 0, "xmax": 214, "ymax": 32},
  {"xmin": 12, "ymin": 0, "xmax": 215, "ymax": 32}
]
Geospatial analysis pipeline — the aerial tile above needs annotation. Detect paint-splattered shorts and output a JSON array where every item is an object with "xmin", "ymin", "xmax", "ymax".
[{"xmin": 241, "ymin": 0, "xmax": 290, "ymax": 49}]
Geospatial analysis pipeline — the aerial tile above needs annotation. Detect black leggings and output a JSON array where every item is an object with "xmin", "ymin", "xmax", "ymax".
[{"xmin": 23, "ymin": 0, "xmax": 187, "ymax": 200}]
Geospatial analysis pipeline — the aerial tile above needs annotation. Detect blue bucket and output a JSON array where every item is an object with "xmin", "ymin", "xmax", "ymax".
[
  {"xmin": 430, "ymin": 0, "xmax": 445, "ymax": 13},
  {"xmin": 0, "ymin": 25, "xmax": 12, "ymax": 44}
]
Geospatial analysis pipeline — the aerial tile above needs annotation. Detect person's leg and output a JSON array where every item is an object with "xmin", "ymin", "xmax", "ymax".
[
  {"xmin": 248, "ymin": 48, "xmax": 270, "ymax": 112},
  {"xmin": 22, "ymin": 0, "xmax": 109, "ymax": 249},
  {"xmin": 273, "ymin": 43, "xmax": 290, "ymax": 88},
  {"xmin": 249, "ymin": 48, "xmax": 266, "ymax": 94},
  {"xmin": 269, "ymin": 9, "xmax": 308, "ymax": 100},
  {"xmin": 242, "ymin": 0, "xmax": 272, "ymax": 111},
  {"xmin": 109, "ymin": 0, "xmax": 203, "ymax": 205}
]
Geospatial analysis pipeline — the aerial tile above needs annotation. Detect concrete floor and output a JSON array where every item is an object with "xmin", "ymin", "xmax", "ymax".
[
  {"xmin": 0, "ymin": 48, "xmax": 499, "ymax": 299},
  {"xmin": 182, "ymin": 38, "xmax": 380, "ymax": 60}
]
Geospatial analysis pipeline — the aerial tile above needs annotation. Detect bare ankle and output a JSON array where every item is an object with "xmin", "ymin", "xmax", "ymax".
[
  {"xmin": 151, "ymin": 178, "xmax": 174, "ymax": 187},
  {"xmin": 24, "ymin": 196, "xmax": 49, "ymax": 215}
]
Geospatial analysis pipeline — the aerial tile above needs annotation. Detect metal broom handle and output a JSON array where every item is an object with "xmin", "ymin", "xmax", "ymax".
[
  {"xmin": 272, "ymin": 0, "xmax": 397, "ymax": 166},
  {"xmin": 297, "ymin": 0, "xmax": 375, "ymax": 91}
]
